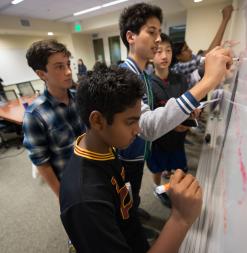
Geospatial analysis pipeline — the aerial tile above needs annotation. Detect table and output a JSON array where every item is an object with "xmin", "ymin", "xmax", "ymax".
[{"xmin": 0, "ymin": 96, "xmax": 36, "ymax": 125}]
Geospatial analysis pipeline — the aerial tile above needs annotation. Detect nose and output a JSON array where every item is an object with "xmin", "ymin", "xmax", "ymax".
[
  {"xmin": 155, "ymin": 33, "xmax": 161, "ymax": 44},
  {"xmin": 161, "ymin": 51, "xmax": 167, "ymax": 59},
  {"xmin": 65, "ymin": 65, "xmax": 72, "ymax": 76},
  {"xmin": 133, "ymin": 124, "xmax": 141, "ymax": 136}
]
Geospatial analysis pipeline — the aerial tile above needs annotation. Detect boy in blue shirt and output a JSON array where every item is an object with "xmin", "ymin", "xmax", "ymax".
[{"xmin": 118, "ymin": 3, "xmax": 233, "ymax": 219}]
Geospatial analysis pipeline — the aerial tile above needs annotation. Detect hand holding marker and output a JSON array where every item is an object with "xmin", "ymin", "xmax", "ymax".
[
  {"xmin": 201, "ymin": 56, "xmax": 239, "ymax": 63},
  {"xmin": 155, "ymin": 183, "xmax": 172, "ymax": 208},
  {"xmin": 155, "ymin": 183, "xmax": 170, "ymax": 194}
]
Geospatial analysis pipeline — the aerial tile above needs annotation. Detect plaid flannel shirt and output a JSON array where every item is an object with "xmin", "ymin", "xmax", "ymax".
[
  {"xmin": 171, "ymin": 54, "xmax": 203, "ymax": 87},
  {"xmin": 23, "ymin": 89, "xmax": 84, "ymax": 180}
]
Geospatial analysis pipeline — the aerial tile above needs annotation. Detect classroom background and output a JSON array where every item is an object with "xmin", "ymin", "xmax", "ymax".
[{"xmin": 0, "ymin": 0, "xmax": 245, "ymax": 253}]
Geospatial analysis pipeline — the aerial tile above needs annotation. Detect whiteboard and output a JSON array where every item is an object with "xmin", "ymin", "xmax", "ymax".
[
  {"xmin": 0, "ymin": 48, "xmax": 38, "ymax": 85},
  {"xmin": 179, "ymin": 1, "xmax": 247, "ymax": 252}
]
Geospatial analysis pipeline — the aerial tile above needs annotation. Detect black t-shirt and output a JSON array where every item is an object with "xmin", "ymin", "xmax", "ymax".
[
  {"xmin": 151, "ymin": 72, "xmax": 189, "ymax": 151},
  {"xmin": 60, "ymin": 138, "xmax": 149, "ymax": 253}
]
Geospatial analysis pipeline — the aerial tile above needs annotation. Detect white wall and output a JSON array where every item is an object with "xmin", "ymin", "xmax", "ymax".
[
  {"xmin": 0, "ymin": 35, "xmax": 47, "ymax": 85},
  {"xmin": 163, "ymin": 11, "xmax": 187, "ymax": 34},
  {"xmin": 0, "ymin": 33, "xmax": 95, "ymax": 84},
  {"xmin": 1, "ymin": 0, "xmax": 238, "ymax": 86},
  {"xmin": 0, "ymin": 8, "xmax": 187, "ymax": 85},
  {"xmin": 70, "ymin": 33, "xmax": 95, "ymax": 70},
  {"xmin": 88, "ymin": 10, "xmax": 187, "ymax": 66},
  {"xmin": 90, "ymin": 27, "xmax": 127, "ymax": 66},
  {"xmin": 185, "ymin": 1, "xmax": 232, "ymax": 53},
  {"xmin": 0, "ymin": 15, "xmax": 70, "ymax": 36},
  {"xmin": 228, "ymin": 0, "xmax": 246, "ymax": 54}
]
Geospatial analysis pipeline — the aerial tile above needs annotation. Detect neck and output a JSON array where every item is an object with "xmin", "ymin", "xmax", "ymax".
[
  {"xmin": 79, "ymin": 131, "xmax": 110, "ymax": 154},
  {"xmin": 128, "ymin": 51, "xmax": 147, "ymax": 71},
  {"xmin": 47, "ymin": 85, "xmax": 69, "ymax": 104},
  {"xmin": 155, "ymin": 68, "xmax": 169, "ymax": 79}
]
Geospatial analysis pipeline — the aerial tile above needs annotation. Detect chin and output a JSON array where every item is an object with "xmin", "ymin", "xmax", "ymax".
[
  {"xmin": 64, "ymin": 80, "xmax": 72, "ymax": 86},
  {"xmin": 118, "ymin": 142, "xmax": 132, "ymax": 150},
  {"xmin": 118, "ymin": 145, "xmax": 128, "ymax": 150}
]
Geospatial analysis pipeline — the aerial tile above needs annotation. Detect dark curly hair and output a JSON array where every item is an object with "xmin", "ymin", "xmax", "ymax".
[
  {"xmin": 169, "ymin": 40, "xmax": 187, "ymax": 66},
  {"xmin": 26, "ymin": 39, "xmax": 71, "ymax": 71},
  {"xmin": 119, "ymin": 3, "xmax": 163, "ymax": 50},
  {"xmin": 76, "ymin": 63, "xmax": 144, "ymax": 128},
  {"xmin": 172, "ymin": 41, "xmax": 186, "ymax": 59}
]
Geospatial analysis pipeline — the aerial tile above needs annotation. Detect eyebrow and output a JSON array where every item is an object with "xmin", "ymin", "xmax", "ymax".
[
  {"xmin": 127, "ymin": 116, "xmax": 140, "ymax": 121},
  {"xmin": 53, "ymin": 61, "xmax": 70, "ymax": 66},
  {"xmin": 147, "ymin": 26, "xmax": 161, "ymax": 33}
]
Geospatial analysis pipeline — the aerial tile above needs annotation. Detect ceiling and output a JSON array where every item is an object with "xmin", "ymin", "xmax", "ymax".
[{"xmin": 0, "ymin": 0, "xmax": 228, "ymax": 23}]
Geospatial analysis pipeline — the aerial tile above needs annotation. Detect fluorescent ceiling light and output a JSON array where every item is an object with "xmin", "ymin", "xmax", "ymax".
[
  {"xmin": 73, "ymin": 0, "xmax": 128, "ymax": 16},
  {"xmin": 11, "ymin": 0, "xmax": 24, "ymax": 4},
  {"xmin": 74, "ymin": 6, "xmax": 101, "ymax": 16},
  {"xmin": 194, "ymin": 0, "xmax": 203, "ymax": 2},
  {"xmin": 48, "ymin": 32, "xmax": 54, "ymax": 36},
  {"xmin": 102, "ymin": 0, "xmax": 128, "ymax": 8}
]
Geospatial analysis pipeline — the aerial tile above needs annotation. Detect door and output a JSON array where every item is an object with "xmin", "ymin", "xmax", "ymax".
[
  {"xmin": 93, "ymin": 38, "xmax": 105, "ymax": 63},
  {"xmin": 108, "ymin": 36, "xmax": 121, "ymax": 65}
]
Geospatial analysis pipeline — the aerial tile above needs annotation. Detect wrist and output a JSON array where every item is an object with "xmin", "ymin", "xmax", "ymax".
[
  {"xmin": 190, "ymin": 77, "xmax": 214, "ymax": 101},
  {"xmin": 201, "ymin": 74, "xmax": 216, "ymax": 90},
  {"xmin": 169, "ymin": 212, "xmax": 192, "ymax": 231}
]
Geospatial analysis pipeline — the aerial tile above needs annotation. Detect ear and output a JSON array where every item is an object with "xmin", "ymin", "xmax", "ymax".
[
  {"xmin": 89, "ymin": 111, "xmax": 106, "ymax": 131},
  {"xmin": 176, "ymin": 53, "xmax": 182, "ymax": 61},
  {"xmin": 35, "ymin": 70, "xmax": 47, "ymax": 82},
  {"xmin": 126, "ymin": 30, "xmax": 136, "ymax": 47}
]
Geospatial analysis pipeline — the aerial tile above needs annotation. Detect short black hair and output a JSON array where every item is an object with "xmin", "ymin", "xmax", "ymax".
[
  {"xmin": 160, "ymin": 33, "xmax": 173, "ymax": 46},
  {"xmin": 172, "ymin": 41, "xmax": 186, "ymax": 57},
  {"xmin": 119, "ymin": 3, "xmax": 163, "ymax": 50},
  {"xmin": 26, "ymin": 39, "xmax": 71, "ymax": 72},
  {"xmin": 159, "ymin": 33, "xmax": 177, "ymax": 67},
  {"xmin": 76, "ymin": 63, "xmax": 144, "ymax": 128}
]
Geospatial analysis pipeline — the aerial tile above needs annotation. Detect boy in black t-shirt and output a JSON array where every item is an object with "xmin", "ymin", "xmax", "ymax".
[{"xmin": 59, "ymin": 64, "xmax": 202, "ymax": 253}]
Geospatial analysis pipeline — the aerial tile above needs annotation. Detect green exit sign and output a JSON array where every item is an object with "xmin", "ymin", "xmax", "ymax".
[{"xmin": 74, "ymin": 23, "xmax": 81, "ymax": 32}]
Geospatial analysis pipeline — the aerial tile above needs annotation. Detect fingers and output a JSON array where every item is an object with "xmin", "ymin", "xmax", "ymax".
[
  {"xmin": 209, "ymin": 46, "xmax": 233, "ymax": 58},
  {"xmin": 171, "ymin": 171, "xmax": 202, "ymax": 194},
  {"xmin": 170, "ymin": 171, "xmax": 198, "ymax": 191},
  {"xmin": 178, "ymin": 173, "xmax": 195, "ymax": 190},
  {"xmin": 206, "ymin": 47, "xmax": 233, "ymax": 70},
  {"xmin": 191, "ymin": 109, "xmax": 201, "ymax": 119},
  {"xmin": 189, "ymin": 178, "xmax": 201, "ymax": 193},
  {"xmin": 195, "ymin": 186, "xmax": 203, "ymax": 199},
  {"xmin": 222, "ymin": 40, "xmax": 239, "ymax": 48},
  {"xmin": 170, "ymin": 169, "xmax": 185, "ymax": 185},
  {"xmin": 174, "ymin": 125, "xmax": 190, "ymax": 132}
]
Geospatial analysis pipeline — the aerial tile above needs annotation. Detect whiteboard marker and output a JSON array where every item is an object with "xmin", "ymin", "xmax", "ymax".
[
  {"xmin": 155, "ymin": 183, "xmax": 170, "ymax": 195},
  {"xmin": 201, "ymin": 57, "xmax": 239, "ymax": 62}
]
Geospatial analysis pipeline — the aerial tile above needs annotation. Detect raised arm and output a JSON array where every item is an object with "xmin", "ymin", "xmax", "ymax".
[
  {"xmin": 139, "ymin": 47, "xmax": 232, "ymax": 141},
  {"xmin": 205, "ymin": 5, "xmax": 233, "ymax": 54}
]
